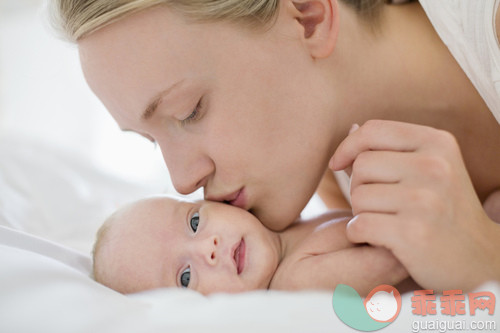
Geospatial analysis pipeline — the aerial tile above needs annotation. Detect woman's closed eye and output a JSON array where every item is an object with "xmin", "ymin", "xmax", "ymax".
[
  {"xmin": 180, "ymin": 267, "xmax": 191, "ymax": 288},
  {"xmin": 190, "ymin": 212, "xmax": 199, "ymax": 232},
  {"xmin": 181, "ymin": 98, "xmax": 203, "ymax": 126}
]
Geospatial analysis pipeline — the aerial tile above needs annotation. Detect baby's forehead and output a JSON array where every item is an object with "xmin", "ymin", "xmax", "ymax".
[
  {"xmin": 120, "ymin": 196, "xmax": 185, "ymax": 217},
  {"xmin": 115, "ymin": 196, "xmax": 203, "ymax": 228},
  {"xmin": 135, "ymin": 195, "xmax": 204, "ymax": 208},
  {"xmin": 102, "ymin": 199, "xmax": 179, "ymax": 255},
  {"xmin": 107, "ymin": 196, "xmax": 212, "ymax": 241}
]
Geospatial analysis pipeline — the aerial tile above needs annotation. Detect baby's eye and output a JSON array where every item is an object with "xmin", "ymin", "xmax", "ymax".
[
  {"xmin": 190, "ymin": 212, "xmax": 199, "ymax": 232},
  {"xmin": 180, "ymin": 267, "xmax": 191, "ymax": 288}
]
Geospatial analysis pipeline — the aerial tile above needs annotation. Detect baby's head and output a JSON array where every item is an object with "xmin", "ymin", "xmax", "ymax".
[{"xmin": 93, "ymin": 196, "xmax": 281, "ymax": 295}]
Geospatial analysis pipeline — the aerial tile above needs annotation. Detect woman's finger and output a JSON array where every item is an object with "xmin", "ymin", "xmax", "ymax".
[
  {"xmin": 346, "ymin": 213, "xmax": 402, "ymax": 248},
  {"xmin": 350, "ymin": 183, "xmax": 403, "ymax": 215},
  {"xmin": 331, "ymin": 120, "xmax": 437, "ymax": 171},
  {"xmin": 349, "ymin": 150, "xmax": 406, "ymax": 190}
]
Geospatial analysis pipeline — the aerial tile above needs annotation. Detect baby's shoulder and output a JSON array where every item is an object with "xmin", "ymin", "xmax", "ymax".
[
  {"xmin": 268, "ymin": 251, "xmax": 305, "ymax": 290},
  {"xmin": 269, "ymin": 210, "xmax": 353, "ymax": 290},
  {"xmin": 268, "ymin": 232, "xmax": 321, "ymax": 290},
  {"xmin": 299, "ymin": 212, "xmax": 352, "ymax": 255}
]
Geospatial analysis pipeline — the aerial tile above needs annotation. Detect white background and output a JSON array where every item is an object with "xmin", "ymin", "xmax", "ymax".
[
  {"xmin": 0, "ymin": 0, "xmax": 324, "ymax": 240},
  {"xmin": 0, "ymin": 0, "xmax": 177, "ymax": 189}
]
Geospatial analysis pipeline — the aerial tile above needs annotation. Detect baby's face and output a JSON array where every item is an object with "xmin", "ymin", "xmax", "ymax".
[{"xmin": 97, "ymin": 197, "xmax": 281, "ymax": 295}]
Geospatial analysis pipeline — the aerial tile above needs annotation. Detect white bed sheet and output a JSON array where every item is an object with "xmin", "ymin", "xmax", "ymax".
[{"xmin": 1, "ymin": 135, "xmax": 498, "ymax": 333}]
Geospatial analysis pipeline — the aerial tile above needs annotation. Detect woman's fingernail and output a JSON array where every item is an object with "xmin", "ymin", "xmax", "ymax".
[
  {"xmin": 347, "ymin": 215, "xmax": 358, "ymax": 228},
  {"xmin": 349, "ymin": 123, "xmax": 360, "ymax": 135},
  {"xmin": 328, "ymin": 157, "xmax": 335, "ymax": 169}
]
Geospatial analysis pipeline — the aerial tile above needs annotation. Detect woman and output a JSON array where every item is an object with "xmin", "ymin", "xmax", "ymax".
[{"xmin": 52, "ymin": 0, "xmax": 500, "ymax": 291}]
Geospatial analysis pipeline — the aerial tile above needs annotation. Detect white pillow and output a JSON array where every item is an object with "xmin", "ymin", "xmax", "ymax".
[
  {"xmin": 0, "ymin": 225, "xmax": 340, "ymax": 333},
  {"xmin": 0, "ymin": 135, "xmax": 163, "ymax": 253},
  {"xmin": 1, "ymin": 136, "xmax": 498, "ymax": 333},
  {"xmin": 2, "ymin": 225, "xmax": 499, "ymax": 333}
]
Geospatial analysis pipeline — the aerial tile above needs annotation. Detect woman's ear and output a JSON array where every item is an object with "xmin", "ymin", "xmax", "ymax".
[{"xmin": 289, "ymin": 0, "xmax": 339, "ymax": 59}]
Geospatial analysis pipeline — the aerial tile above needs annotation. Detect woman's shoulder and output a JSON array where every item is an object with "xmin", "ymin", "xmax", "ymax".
[
  {"xmin": 496, "ymin": 2, "xmax": 500, "ymax": 46},
  {"xmin": 420, "ymin": 0, "xmax": 500, "ymax": 123}
]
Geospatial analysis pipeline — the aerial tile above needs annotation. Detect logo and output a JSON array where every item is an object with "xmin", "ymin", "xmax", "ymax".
[{"xmin": 332, "ymin": 284, "xmax": 402, "ymax": 331}]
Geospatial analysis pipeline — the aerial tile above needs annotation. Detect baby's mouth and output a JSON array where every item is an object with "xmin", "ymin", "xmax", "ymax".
[{"xmin": 233, "ymin": 238, "xmax": 246, "ymax": 275}]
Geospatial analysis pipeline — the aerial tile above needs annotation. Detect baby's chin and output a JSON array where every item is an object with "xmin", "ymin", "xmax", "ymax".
[{"xmin": 199, "ymin": 284, "xmax": 250, "ymax": 295}]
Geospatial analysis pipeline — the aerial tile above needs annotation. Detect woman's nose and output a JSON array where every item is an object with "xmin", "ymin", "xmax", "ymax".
[{"xmin": 160, "ymin": 143, "xmax": 214, "ymax": 195}]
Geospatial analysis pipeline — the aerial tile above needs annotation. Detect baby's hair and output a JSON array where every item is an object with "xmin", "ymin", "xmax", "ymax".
[
  {"xmin": 51, "ymin": 0, "xmax": 391, "ymax": 42},
  {"xmin": 91, "ymin": 195, "xmax": 177, "ymax": 289},
  {"xmin": 91, "ymin": 213, "xmax": 115, "ymax": 282}
]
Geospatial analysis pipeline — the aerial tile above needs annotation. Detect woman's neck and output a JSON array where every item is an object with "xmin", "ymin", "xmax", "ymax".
[
  {"xmin": 330, "ymin": 2, "xmax": 483, "ymax": 128},
  {"xmin": 326, "ymin": 2, "xmax": 500, "ymax": 199}
]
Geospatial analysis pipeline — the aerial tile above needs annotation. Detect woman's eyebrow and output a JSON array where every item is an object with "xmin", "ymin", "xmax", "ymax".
[
  {"xmin": 142, "ymin": 98, "xmax": 161, "ymax": 121},
  {"xmin": 141, "ymin": 80, "xmax": 185, "ymax": 121}
]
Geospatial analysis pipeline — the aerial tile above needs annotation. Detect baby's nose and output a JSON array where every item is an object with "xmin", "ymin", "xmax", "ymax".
[{"xmin": 202, "ymin": 236, "xmax": 219, "ymax": 266}]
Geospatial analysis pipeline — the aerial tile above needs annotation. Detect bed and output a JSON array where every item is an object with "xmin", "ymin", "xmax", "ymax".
[{"xmin": 0, "ymin": 135, "xmax": 498, "ymax": 333}]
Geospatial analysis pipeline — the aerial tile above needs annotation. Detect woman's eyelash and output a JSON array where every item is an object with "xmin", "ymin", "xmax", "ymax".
[{"xmin": 181, "ymin": 98, "xmax": 203, "ymax": 125}]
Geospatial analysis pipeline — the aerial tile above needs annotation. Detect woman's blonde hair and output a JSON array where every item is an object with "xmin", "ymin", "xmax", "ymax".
[
  {"xmin": 52, "ymin": 0, "xmax": 394, "ymax": 42},
  {"xmin": 52, "ymin": 0, "xmax": 279, "ymax": 42}
]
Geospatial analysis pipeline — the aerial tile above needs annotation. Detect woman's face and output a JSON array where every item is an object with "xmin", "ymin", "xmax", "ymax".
[{"xmin": 79, "ymin": 5, "xmax": 338, "ymax": 229}]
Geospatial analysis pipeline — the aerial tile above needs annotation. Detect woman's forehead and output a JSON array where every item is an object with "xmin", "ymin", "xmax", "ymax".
[{"xmin": 78, "ymin": 6, "xmax": 201, "ymax": 120}]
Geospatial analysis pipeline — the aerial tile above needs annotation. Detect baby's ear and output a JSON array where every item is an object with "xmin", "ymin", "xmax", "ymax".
[{"xmin": 288, "ymin": 0, "xmax": 339, "ymax": 58}]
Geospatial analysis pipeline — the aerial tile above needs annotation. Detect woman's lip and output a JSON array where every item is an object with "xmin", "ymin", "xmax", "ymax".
[
  {"xmin": 229, "ymin": 188, "xmax": 246, "ymax": 209},
  {"xmin": 207, "ymin": 188, "xmax": 247, "ymax": 209},
  {"xmin": 232, "ymin": 238, "xmax": 246, "ymax": 275}
]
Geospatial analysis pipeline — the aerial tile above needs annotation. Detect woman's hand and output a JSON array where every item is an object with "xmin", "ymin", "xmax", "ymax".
[{"xmin": 330, "ymin": 120, "xmax": 500, "ymax": 292}]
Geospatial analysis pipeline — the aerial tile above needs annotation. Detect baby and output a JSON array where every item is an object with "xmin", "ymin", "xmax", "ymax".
[{"xmin": 93, "ymin": 196, "xmax": 410, "ymax": 296}]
